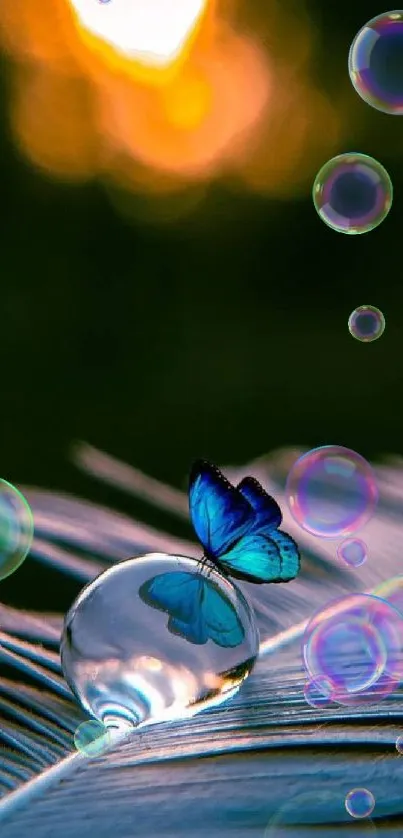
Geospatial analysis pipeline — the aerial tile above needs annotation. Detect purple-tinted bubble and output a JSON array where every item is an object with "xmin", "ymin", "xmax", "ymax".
[
  {"xmin": 303, "ymin": 594, "xmax": 403, "ymax": 706},
  {"xmin": 345, "ymin": 788, "xmax": 375, "ymax": 819},
  {"xmin": 349, "ymin": 12, "xmax": 403, "ymax": 115},
  {"xmin": 312, "ymin": 153, "xmax": 393, "ymax": 235},
  {"xmin": 337, "ymin": 538, "xmax": 367, "ymax": 568},
  {"xmin": 348, "ymin": 305, "xmax": 385, "ymax": 343},
  {"xmin": 373, "ymin": 576, "xmax": 403, "ymax": 616},
  {"xmin": 285, "ymin": 445, "xmax": 378, "ymax": 539}
]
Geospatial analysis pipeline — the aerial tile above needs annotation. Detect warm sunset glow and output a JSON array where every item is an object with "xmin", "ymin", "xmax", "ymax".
[{"xmin": 68, "ymin": 0, "xmax": 207, "ymax": 67}]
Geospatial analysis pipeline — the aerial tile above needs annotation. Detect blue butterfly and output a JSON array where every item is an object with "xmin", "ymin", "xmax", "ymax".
[
  {"xmin": 139, "ymin": 461, "xmax": 300, "ymax": 647},
  {"xmin": 188, "ymin": 460, "xmax": 300, "ymax": 584},
  {"xmin": 139, "ymin": 570, "xmax": 245, "ymax": 648}
]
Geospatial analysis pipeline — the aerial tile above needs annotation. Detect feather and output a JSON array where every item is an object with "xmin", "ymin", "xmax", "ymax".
[{"xmin": 1, "ymin": 444, "xmax": 403, "ymax": 836}]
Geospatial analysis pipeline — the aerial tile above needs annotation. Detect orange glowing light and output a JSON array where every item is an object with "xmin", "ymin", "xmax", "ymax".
[{"xmin": 0, "ymin": 0, "xmax": 345, "ymax": 210}]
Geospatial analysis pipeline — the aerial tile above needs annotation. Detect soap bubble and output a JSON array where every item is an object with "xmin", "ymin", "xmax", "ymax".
[
  {"xmin": 74, "ymin": 719, "xmax": 111, "ymax": 757},
  {"xmin": 303, "ymin": 593, "xmax": 403, "ymax": 706},
  {"xmin": 349, "ymin": 11, "xmax": 403, "ymax": 115},
  {"xmin": 312, "ymin": 153, "xmax": 393, "ymax": 234},
  {"xmin": 285, "ymin": 445, "xmax": 378, "ymax": 538},
  {"xmin": 396, "ymin": 734, "xmax": 403, "ymax": 754},
  {"xmin": 0, "ymin": 479, "xmax": 34, "ymax": 581},
  {"xmin": 303, "ymin": 676, "xmax": 333, "ymax": 709},
  {"xmin": 345, "ymin": 789, "xmax": 375, "ymax": 820},
  {"xmin": 61, "ymin": 553, "xmax": 259, "ymax": 731},
  {"xmin": 348, "ymin": 305, "xmax": 385, "ymax": 343},
  {"xmin": 337, "ymin": 538, "xmax": 367, "ymax": 568},
  {"xmin": 265, "ymin": 789, "xmax": 378, "ymax": 836}
]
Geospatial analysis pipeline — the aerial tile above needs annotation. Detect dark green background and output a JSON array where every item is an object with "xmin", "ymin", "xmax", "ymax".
[{"xmin": 1, "ymin": 0, "xmax": 402, "ymax": 501}]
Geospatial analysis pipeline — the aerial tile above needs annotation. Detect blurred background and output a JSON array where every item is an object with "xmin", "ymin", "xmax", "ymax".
[{"xmin": 0, "ymin": 0, "xmax": 402, "ymax": 576}]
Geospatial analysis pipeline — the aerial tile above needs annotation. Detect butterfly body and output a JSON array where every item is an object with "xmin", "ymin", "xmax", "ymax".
[{"xmin": 140, "ymin": 460, "xmax": 300, "ymax": 647}]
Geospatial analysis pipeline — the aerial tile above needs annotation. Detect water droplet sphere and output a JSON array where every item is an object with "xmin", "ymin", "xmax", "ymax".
[
  {"xmin": 61, "ymin": 553, "xmax": 259, "ymax": 730},
  {"xmin": 74, "ymin": 720, "xmax": 111, "ymax": 757},
  {"xmin": 285, "ymin": 445, "xmax": 378, "ymax": 538},
  {"xmin": 312, "ymin": 153, "xmax": 393, "ymax": 234},
  {"xmin": 337, "ymin": 538, "xmax": 367, "ymax": 568},
  {"xmin": 349, "ymin": 12, "xmax": 403, "ymax": 115},
  {"xmin": 0, "ymin": 479, "xmax": 34, "ymax": 581},
  {"xmin": 303, "ymin": 594, "xmax": 403, "ymax": 706},
  {"xmin": 345, "ymin": 788, "xmax": 375, "ymax": 819},
  {"xmin": 348, "ymin": 305, "xmax": 385, "ymax": 342}
]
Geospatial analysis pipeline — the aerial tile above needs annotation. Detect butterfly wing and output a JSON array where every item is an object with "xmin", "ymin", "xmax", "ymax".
[
  {"xmin": 237, "ymin": 476, "xmax": 282, "ymax": 532},
  {"xmin": 139, "ymin": 570, "xmax": 244, "ymax": 648},
  {"xmin": 189, "ymin": 460, "xmax": 252, "ymax": 558},
  {"xmin": 219, "ymin": 531, "xmax": 300, "ymax": 584}
]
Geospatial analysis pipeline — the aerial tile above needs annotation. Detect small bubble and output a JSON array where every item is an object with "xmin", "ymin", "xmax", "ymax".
[
  {"xmin": 0, "ymin": 480, "xmax": 34, "ymax": 581},
  {"xmin": 348, "ymin": 305, "xmax": 385, "ymax": 343},
  {"xmin": 345, "ymin": 788, "xmax": 375, "ymax": 819},
  {"xmin": 395, "ymin": 734, "xmax": 403, "ymax": 754},
  {"xmin": 349, "ymin": 12, "xmax": 403, "ymax": 115},
  {"xmin": 303, "ymin": 594, "xmax": 403, "ymax": 706},
  {"xmin": 285, "ymin": 445, "xmax": 378, "ymax": 539},
  {"xmin": 312, "ymin": 153, "xmax": 393, "ymax": 234},
  {"xmin": 337, "ymin": 538, "xmax": 367, "ymax": 568},
  {"xmin": 74, "ymin": 719, "xmax": 111, "ymax": 757}
]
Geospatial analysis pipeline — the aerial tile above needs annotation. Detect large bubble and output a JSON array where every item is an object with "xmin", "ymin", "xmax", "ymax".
[
  {"xmin": 302, "ymin": 594, "xmax": 403, "ymax": 706},
  {"xmin": 349, "ymin": 11, "xmax": 403, "ymax": 115},
  {"xmin": 285, "ymin": 445, "xmax": 378, "ymax": 538},
  {"xmin": 0, "ymin": 479, "xmax": 34, "ymax": 581}
]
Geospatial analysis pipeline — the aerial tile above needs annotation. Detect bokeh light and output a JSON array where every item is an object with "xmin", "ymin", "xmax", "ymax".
[
  {"xmin": 337, "ymin": 538, "xmax": 367, "ymax": 569},
  {"xmin": 348, "ymin": 305, "xmax": 385, "ymax": 343},
  {"xmin": 303, "ymin": 676, "xmax": 333, "ymax": 709},
  {"xmin": 285, "ymin": 445, "xmax": 378, "ymax": 539},
  {"xmin": 0, "ymin": 479, "xmax": 34, "ymax": 581},
  {"xmin": 345, "ymin": 788, "xmax": 375, "ymax": 820},
  {"xmin": 0, "ymin": 0, "xmax": 344, "ymax": 210},
  {"xmin": 303, "ymin": 594, "xmax": 403, "ymax": 706},
  {"xmin": 349, "ymin": 11, "xmax": 403, "ymax": 115},
  {"xmin": 74, "ymin": 719, "xmax": 111, "ymax": 757},
  {"xmin": 312, "ymin": 153, "xmax": 393, "ymax": 234}
]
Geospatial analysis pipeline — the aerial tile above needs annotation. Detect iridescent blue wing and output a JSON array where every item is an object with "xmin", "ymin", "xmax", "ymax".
[
  {"xmin": 237, "ymin": 476, "xmax": 282, "ymax": 532},
  {"xmin": 189, "ymin": 460, "xmax": 253, "ymax": 558},
  {"xmin": 219, "ymin": 531, "xmax": 300, "ymax": 584},
  {"xmin": 139, "ymin": 571, "xmax": 245, "ymax": 648}
]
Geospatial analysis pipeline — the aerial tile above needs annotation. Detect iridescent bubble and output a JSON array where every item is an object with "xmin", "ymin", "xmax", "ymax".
[
  {"xmin": 303, "ymin": 676, "xmax": 333, "ymax": 709},
  {"xmin": 349, "ymin": 12, "xmax": 403, "ymax": 115},
  {"xmin": 348, "ymin": 305, "xmax": 385, "ymax": 343},
  {"xmin": 74, "ymin": 719, "xmax": 111, "ymax": 757},
  {"xmin": 61, "ymin": 553, "xmax": 259, "ymax": 731},
  {"xmin": 312, "ymin": 153, "xmax": 393, "ymax": 234},
  {"xmin": 0, "ymin": 479, "xmax": 34, "ymax": 581},
  {"xmin": 285, "ymin": 445, "xmax": 378, "ymax": 538},
  {"xmin": 265, "ymin": 789, "xmax": 378, "ymax": 836},
  {"xmin": 337, "ymin": 538, "xmax": 367, "ymax": 568},
  {"xmin": 345, "ymin": 788, "xmax": 375, "ymax": 820},
  {"xmin": 303, "ymin": 594, "xmax": 403, "ymax": 706},
  {"xmin": 396, "ymin": 734, "xmax": 403, "ymax": 754}
]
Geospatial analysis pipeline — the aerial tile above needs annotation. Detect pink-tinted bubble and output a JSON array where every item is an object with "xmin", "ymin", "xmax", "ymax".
[
  {"xmin": 303, "ymin": 594, "xmax": 403, "ymax": 706},
  {"xmin": 312, "ymin": 153, "xmax": 393, "ymax": 235},
  {"xmin": 303, "ymin": 676, "xmax": 333, "ymax": 709},
  {"xmin": 348, "ymin": 305, "xmax": 385, "ymax": 343},
  {"xmin": 337, "ymin": 538, "xmax": 367, "ymax": 568},
  {"xmin": 349, "ymin": 12, "xmax": 403, "ymax": 115},
  {"xmin": 345, "ymin": 788, "xmax": 375, "ymax": 819},
  {"xmin": 285, "ymin": 445, "xmax": 378, "ymax": 538}
]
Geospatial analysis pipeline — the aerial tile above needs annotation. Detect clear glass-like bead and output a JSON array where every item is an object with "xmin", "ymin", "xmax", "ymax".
[{"xmin": 61, "ymin": 553, "xmax": 259, "ymax": 730}]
